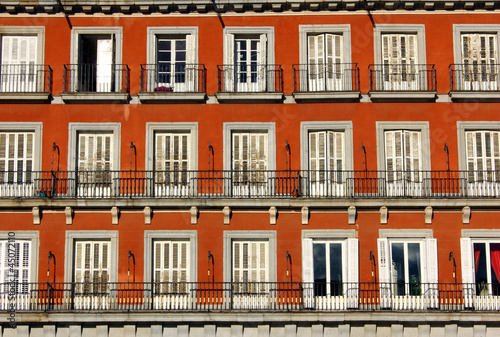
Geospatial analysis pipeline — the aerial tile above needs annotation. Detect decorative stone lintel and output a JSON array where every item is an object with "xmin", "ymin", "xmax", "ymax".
[
  {"xmin": 348, "ymin": 206, "xmax": 356, "ymax": 225},
  {"xmin": 462, "ymin": 206, "xmax": 471, "ymax": 224},
  {"xmin": 144, "ymin": 207, "xmax": 152, "ymax": 225},
  {"xmin": 425, "ymin": 206, "xmax": 433, "ymax": 224},
  {"xmin": 223, "ymin": 206, "xmax": 231, "ymax": 225},
  {"xmin": 111, "ymin": 207, "xmax": 119, "ymax": 225},
  {"xmin": 65, "ymin": 207, "xmax": 73, "ymax": 225},
  {"xmin": 380, "ymin": 206, "xmax": 388, "ymax": 225},
  {"xmin": 32, "ymin": 207, "xmax": 40, "ymax": 225},
  {"xmin": 269, "ymin": 207, "xmax": 277, "ymax": 225},
  {"xmin": 190, "ymin": 206, "xmax": 198, "ymax": 225},
  {"xmin": 301, "ymin": 206, "xmax": 309, "ymax": 225}
]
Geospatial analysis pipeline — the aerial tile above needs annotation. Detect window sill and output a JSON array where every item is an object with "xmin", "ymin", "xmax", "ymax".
[
  {"xmin": 60, "ymin": 92, "xmax": 130, "ymax": 104},
  {"xmin": 449, "ymin": 91, "xmax": 500, "ymax": 102},
  {"xmin": 293, "ymin": 91, "xmax": 361, "ymax": 102},
  {"xmin": 215, "ymin": 92, "xmax": 284, "ymax": 103},
  {"xmin": 0, "ymin": 92, "xmax": 51, "ymax": 103},
  {"xmin": 138, "ymin": 92, "xmax": 206, "ymax": 103},
  {"xmin": 368, "ymin": 91, "xmax": 436, "ymax": 102}
]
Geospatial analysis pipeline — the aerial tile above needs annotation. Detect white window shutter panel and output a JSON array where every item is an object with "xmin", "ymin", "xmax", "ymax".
[
  {"xmin": 259, "ymin": 33, "xmax": 267, "ymax": 91},
  {"xmin": 302, "ymin": 238, "xmax": 314, "ymax": 309},
  {"xmin": 186, "ymin": 34, "xmax": 196, "ymax": 91},
  {"xmin": 346, "ymin": 238, "xmax": 359, "ymax": 309},
  {"xmin": 460, "ymin": 237, "xmax": 474, "ymax": 309},
  {"xmin": 225, "ymin": 33, "xmax": 234, "ymax": 91},
  {"xmin": 377, "ymin": 238, "xmax": 391, "ymax": 309},
  {"xmin": 425, "ymin": 238, "xmax": 439, "ymax": 309}
]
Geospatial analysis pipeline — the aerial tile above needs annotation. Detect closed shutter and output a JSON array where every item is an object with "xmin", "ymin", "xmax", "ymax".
[
  {"xmin": 465, "ymin": 131, "xmax": 500, "ymax": 182},
  {"xmin": 1, "ymin": 36, "xmax": 37, "ymax": 92},
  {"xmin": 377, "ymin": 238, "xmax": 391, "ymax": 308},
  {"xmin": 232, "ymin": 133, "xmax": 268, "ymax": 183},
  {"xmin": 385, "ymin": 130, "xmax": 422, "ymax": 179},
  {"xmin": 462, "ymin": 34, "xmax": 497, "ymax": 72},
  {"xmin": 233, "ymin": 241, "xmax": 268, "ymax": 284},
  {"xmin": 155, "ymin": 132, "xmax": 190, "ymax": 184},
  {"xmin": 424, "ymin": 238, "xmax": 439, "ymax": 308},
  {"xmin": 382, "ymin": 34, "xmax": 418, "ymax": 66},
  {"xmin": 309, "ymin": 131, "xmax": 345, "ymax": 182},
  {"xmin": 460, "ymin": 237, "xmax": 475, "ymax": 308},
  {"xmin": 78, "ymin": 133, "xmax": 113, "ymax": 172},
  {"xmin": 385, "ymin": 131, "xmax": 403, "ymax": 182},
  {"xmin": 153, "ymin": 241, "xmax": 190, "ymax": 285},
  {"xmin": 0, "ymin": 240, "xmax": 31, "ymax": 288},
  {"xmin": 346, "ymin": 238, "xmax": 359, "ymax": 308},
  {"xmin": 0, "ymin": 132, "xmax": 34, "ymax": 182},
  {"xmin": 308, "ymin": 34, "xmax": 343, "ymax": 91},
  {"xmin": 74, "ymin": 241, "xmax": 110, "ymax": 293}
]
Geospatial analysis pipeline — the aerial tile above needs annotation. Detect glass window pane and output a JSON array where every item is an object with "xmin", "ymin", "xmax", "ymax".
[
  {"xmin": 391, "ymin": 242, "xmax": 405, "ymax": 296},
  {"xmin": 329, "ymin": 243, "xmax": 342, "ymax": 296},
  {"xmin": 408, "ymin": 242, "xmax": 421, "ymax": 296},
  {"xmin": 313, "ymin": 243, "xmax": 326, "ymax": 296}
]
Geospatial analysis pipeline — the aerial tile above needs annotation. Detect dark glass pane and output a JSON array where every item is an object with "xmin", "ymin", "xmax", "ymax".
[
  {"xmin": 474, "ymin": 242, "xmax": 488, "ymax": 295},
  {"xmin": 330, "ymin": 243, "xmax": 342, "ymax": 296},
  {"xmin": 313, "ymin": 243, "xmax": 326, "ymax": 296},
  {"xmin": 408, "ymin": 243, "xmax": 421, "ymax": 296},
  {"xmin": 391, "ymin": 242, "xmax": 405, "ymax": 296}
]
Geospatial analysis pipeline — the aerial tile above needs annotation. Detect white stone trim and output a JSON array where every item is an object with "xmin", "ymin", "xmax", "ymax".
[{"xmin": 379, "ymin": 229, "xmax": 433, "ymax": 239}]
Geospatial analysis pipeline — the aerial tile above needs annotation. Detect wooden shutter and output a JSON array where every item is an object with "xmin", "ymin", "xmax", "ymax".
[
  {"xmin": 424, "ymin": 238, "xmax": 439, "ymax": 308},
  {"xmin": 460, "ymin": 237, "xmax": 475, "ymax": 308},
  {"xmin": 155, "ymin": 132, "xmax": 190, "ymax": 183},
  {"xmin": 346, "ymin": 238, "xmax": 359, "ymax": 309},
  {"xmin": 377, "ymin": 238, "xmax": 391, "ymax": 308},
  {"xmin": 74, "ymin": 241, "xmax": 110, "ymax": 285},
  {"xmin": 153, "ymin": 241, "xmax": 190, "ymax": 284},
  {"xmin": 465, "ymin": 131, "xmax": 500, "ymax": 181},
  {"xmin": 78, "ymin": 133, "xmax": 113, "ymax": 172},
  {"xmin": 325, "ymin": 34, "xmax": 343, "ymax": 82},
  {"xmin": 259, "ymin": 34, "xmax": 267, "ymax": 91},
  {"xmin": 186, "ymin": 34, "xmax": 196, "ymax": 91},
  {"xmin": 0, "ymin": 240, "xmax": 30, "ymax": 285},
  {"xmin": 382, "ymin": 34, "xmax": 418, "ymax": 65},
  {"xmin": 233, "ymin": 241, "xmax": 268, "ymax": 283},
  {"xmin": 385, "ymin": 130, "xmax": 421, "ymax": 173},
  {"xmin": 404, "ymin": 130, "xmax": 422, "ymax": 172},
  {"xmin": 1, "ymin": 36, "xmax": 37, "ymax": 92},
  {"xmin": 385, "ymin": 131, "xmax": 403, "ymax": 180},
  {"xmin": 0, "ymin": 132, "xmax": 34, "ymax": 179},
  {"xmin": 309, "ymin": 131, "xmax": 345, "ymax": 171},
  {"xmin": 225, "ymin": 33, "xmax": 234, "ymax": 91},
  {"xmin": 233, "ymin": 133, "xmax": 268, "ymax": 178},
  {"xmin": 462, "ymin": 33, "xmax": 498, "ymax": 65},
  {"xmin": 302, "ymin": 238, "xmax": 314, "ymax": 309},
  {"xmin": 308, "ymin": 35, "xmax": 324, "ymax": 86},
  {"xmin": 96, "ymin": 37, "xmax": 113, "ymax": 92}
]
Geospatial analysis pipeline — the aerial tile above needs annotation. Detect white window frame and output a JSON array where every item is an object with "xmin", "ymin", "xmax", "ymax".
[
  {"xmin": 373, "ymin": 25, "xmax": 427, "ymax": 66},
  {"xmin": 302, "ymin": 230, "xmax": 358, "ymax": 310},
  {"xmin": 223, "ymin": 27, "xmax": 275, "ymax": 66},
  {"xmin": 68, "ymin": 123, "xmax": 120, "ymax": 172},
  {"xmin": 64, "ymin": 231, "xmax": 118, "ymax": 284},
  {"xmin": 70, "ymin": 27, "xmax": 122, "ymax": 66},
  {"xmin": 0, "ymin": 26, "xmax": 44, "ymax": 65},
  {"xmin": 378, "ymin": 229, "xmax": 438, "ymax": 310},
  {"xmin": 461, "ymin": 229, "xmax": 500, "ymax": 310},
  {"xmin": 146, "ymin": 27, "xmax": 198, "ymax": 93},
  {"xmin": 457, "ymin": 121, "xmax": 500, "ymax": 197}
]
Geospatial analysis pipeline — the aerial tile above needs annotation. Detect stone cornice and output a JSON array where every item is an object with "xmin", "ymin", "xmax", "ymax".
[{"xmin": 0, "ymin": 0, "xmax": 498, "ymax": 15}]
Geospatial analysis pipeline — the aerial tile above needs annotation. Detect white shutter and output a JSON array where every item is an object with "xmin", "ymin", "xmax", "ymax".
[
  {"xmin": 302, "ymin": 238, "xmax": 314, "ymax": 309},
  {"xmin": 466, "ymin": 131, "xmax": 500, "ymax": 182},
  {"xmin": 78, "ymin": 133, "xmax": 113, "ymax": 172},
  {"xmin": 405, "ymin": 131, "xmax": 422, "ymax": 172},
  {"xmin": 155, "ymin": 132, "xmax": 190, "ymax": 184},
  {"xmin": 96, "ymin": 38, "xmax": 113, "ymax": 92},
  {"xmin": 233, "ymin": 133, "xmax": 268, "ymax": 177},
  {"xmin": 153, "ymin": 241, "xmax": 190, "ymax": 285},
  {"xmin": 460, "ymin": 237, "xmax": 475, "ymax": 309},
  {"xmin": 346, "ymin": 238, "xmax": 359, "ymax": 309},
  {"xmin": 385, "ymin": 131, "xmax": 403, "ymax": 181},
  {"xmin": 74, "ymin": 241, "xmax": 110, "ymax": 290},
  {"xmin": 224, "ymin": 33, "xmax": 234, "ymax": 91},
  {"xmin": 233, "ymin": 241, "xmax": 268, "ymax": 284},
  {"xmin": 0, "ymin": 240, "xmax": 31, "ymax": 287},
  {"xmin": 186, "ymin": 34, "xmax": 196, "ymax": 91},
  {"xmin": 0, "ymin": 132, "xmax": 34, "ymax": 181},
  {"xmin": 259, "ymin": 33, "xmax": 267, "ymax": 91},
  {"xmin": 1, "ymin": 36, "xmax": 37, "ymax": 92},
  {"xmin": 424, "ymin": 238, "xmax": 439, "ymax": 309},
  {"xmin": 377, "ymin": 238, "xmax": 391, "ymax": 308},
  {"xmin": 462, "ymin": 33, "xmax": 498, "ymax": 65}
]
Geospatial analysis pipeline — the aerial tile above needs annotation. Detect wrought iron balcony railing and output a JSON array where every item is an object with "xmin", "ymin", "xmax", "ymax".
[
  {"xmin": 449, "ymin": 63, "xmax": 500, "ymax": 91},
  {"xmin": 292, "ymin": 63, "xmax": 360, "ymax": 92},
  {"xmin": 0, "ymin": 64, "xmax": 52, "ymax": 94},
  {"xmin": 369, "ymin": 64, "xmax": 436, "ymax": 91},
  {"xmin": 0, "ymin": 169, "xmax": 499, "ymax": 199},
  {"xmin": 1, "ymin": 281, "xmax": 499, "ymax": 312},
  {"xmin": 217, "ymin": 64, "xmax": 283, "ymax": 93},
  {"xmin": 63, "ymin": 64, "xmax": 130, "ymax": 93},
  {"xmin": 140, "ymin": 63, "xmax": 206, "ymax": 93}
]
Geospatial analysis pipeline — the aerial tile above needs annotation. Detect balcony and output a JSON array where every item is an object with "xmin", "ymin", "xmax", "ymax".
[
  {"xmin": 138, "ymin": 63, "xmax": 207, "ymax": 103},
  {"xmin": 61, "ymin": 63, "xmax": 130, "ymax": 103},
  {"xmin": 368, "ymin": 64, "xmax": 437, "ymax": 101},
  {"xmin": 1, "ymin": 169, "xmax": 500, "ymax": 200},
  {"xmin": 216, "ymin": 64, "xmax": 283, "ymax": 102},
  {"xmin": 292, "ymin": 63, "xmax": 360, "ymax": 102},
  {"xmin": 1, "ymin": 281, "xmax": 498, "ymax": 312},
  {"xmin": 0, "ymin": 64, "xmax": 52, "ymax": 102},
  {"xmin": 449, "ymin": 63, "xmax": 500, "ymax": 101}
]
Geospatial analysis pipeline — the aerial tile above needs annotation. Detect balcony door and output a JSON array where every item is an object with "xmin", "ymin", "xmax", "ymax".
[
  {"xmin": 74, "ymin": 241, "xmax": 110, "ymax": 310},
  {"xmin": 0, "ymin": 240, "xmax": 31, "ymax": 310},
  {"xmin": 78, "ymin": 35, "xmax": 115, "ymax": 92},
  {"xmin": 156, "ymin": 36, "xmax": 195, "ymax": 92},
  {"xmin": 465, "ymin": 131, "xmax": 500, "ymax": 197},
  {"xmin": 307, "ymin": 34, "xmax": 343, "ymax": 91},
  {"xmin": 382, "ymin": 34, "xmax": 418, "ymax": 90},
  {"xmin": 461, "ymin": 34, "xmax": 498, "ymax": 91},
  {"xmin": 232, "ymin": 133, "xmax": 268, "ymax": 197},
  {"xmin": 232, "ymin": 240, "xmax": 269, "ymax": 309},
  {"xmin": 0, "ymin": 132, "xmax": 34, "ymax": 197},
  {"xmin": 309, "ymin": 131, "xmax": 345, "ymax": 197},
  {"xmin": 77, "ymin": 133, "xmax": 113, "ymax": 197},
  {"xmin": 385, "ymin": 130, "xmax": 422, "ymax": 197},
  {"xmin": 1, "ymin": 36, "xmax": 37, "ymax": 92}
]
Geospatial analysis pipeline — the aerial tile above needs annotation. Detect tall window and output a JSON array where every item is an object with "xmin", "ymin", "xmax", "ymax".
[
  {"xmin": 461, "ymin": 33, "xmax": 498, "ymax": 90},
  {"xmin": 307, "ymin": 34, "xmax": 343, "ymax": 91},
  {"xmin": 153, "ymin": 240, "xmax": 190, "ymax": 294},
  {"xmin": 309, "ymin": 131, "xmax": 344, "ymax": 196},
  {"xmin": 156, "ymin": 35, "xmax": 195, "ymax": 92},
  {"xmin": 389, "ymin": 241, "xmax": 422, "ymax": 296},
  {"xmin": 155, "ymin": 132, "xmax": 190, "ymax": 192},
  {"xmin": 74, "ymin": 241, "xmax": 110, "ymax": 294},
  {"xmin": 1, "ymin": 36, "xmax": 37, "ymax": 92},
  {"xmin": 77, "ymin": 35, "xmax": 115, "ymax": 92},
  {"xmin": 0, "ymin": 240, "xmax": 31, "ymax": 290},
  {"xmin": 473, "ymin": 242, "xmax": 500, "ymax": 295},
  {"xmin": 382, "ymin": 33, "xmax": 418, "ymax": 90},
  {"xmin": 233, "ymin": 240, "xmax": 269, "ymax": 285},
  {"xmin": 232, "ymin": 132, "xmax": 268, "ymax": 196},
  {"xmin": 384, "ymin": 130, "xmax": 422, "ymax": 196},
  {"xmin": 0, "ymin": 132, "xmax": 34, "ymax": 184},
  {"xmin": 465, "ymin": 130, "xmax": 500, "ymax": 183}
]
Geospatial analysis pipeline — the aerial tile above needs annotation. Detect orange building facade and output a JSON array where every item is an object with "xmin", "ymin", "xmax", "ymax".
[{"xmin": 0, "ymin": 1, "xmax": 500, "ymax": 335}]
